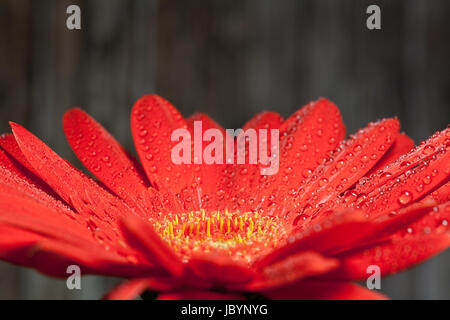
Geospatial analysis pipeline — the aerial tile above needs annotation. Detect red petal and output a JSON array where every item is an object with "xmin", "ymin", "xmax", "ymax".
[
  {"xmin": 255, "ymin": 210, "xmax": 369, "ymax": 267},
  {"xmin": 63, "ymin": 108, "xmax": 149, "ymax": 207},
  {"xmin": 138, "ymin": 187, "xmax": 184, "ymax": 220},
  {"xmin": 104, "ymin": 277, "xmax": 178, "ymax": 300},
  {"xmin": 158, "ymin": 291, "xmax": 244, "ymax": 300},
  {"xmin": 353, "ymin": 127, "xmax": 449, "ymax": 198},
  {"xmin": 187, "ymin": 254, "xmax": 255, "ymax": 286},
  {"xmin": 131, "ymin": 95, "xmax": 204, "ymax": 211},
  {"xmin": 242, "ymin": 251, "xmax": 338, "ymax": 291},
  {"xmin": 0, "ymin": 142, "xmax": 29, "ymax": 179},
  {"xmin": 0, "ymin": 191, "xmax": 93, "ymax": 242},
  {"xmin": 329, "ymin": 235, "xmax": 449, "ymax": 281},
  {"xmin": 0, "ymin": 149, "xmax": 56, "ymax": 200},
  {"xmin": 258, "ymin": 202, "xmax": 437, "ymax": 268},
  {"xmin": 389, "ymin": 201, "xmax": 450, "ymax": 243},
  {"xmin": 287, "ymin": 118, "xmax": 399, "ymax": 226},
  {"xmin": 233, "ymin": 112, "xmax": 284, "ymax": 212},
  {"xmin": 131, "ymin": 95, "xmax": 192, "ymax": 192},
  {"xmin": 0, "ymin": 133, "xmax": 34, "ymax": 172},
  {"xmin": 350, "ymin": 127, "xmax": 450, "ymax": 218},
  {"xmin": 0, "ymin": 224, "xmax": 42, "ymax": 257},
  {"xmin": 326, "ymin": 202, "xmax": 450, "ymax": 280},
  {"xmin": 421, "ymin": 181, "xmax": 450, "ymax": 204},
  {"xmin": 243, "ymin": 111, "xmax": 284, "ymax": 132},
  {"xmin": 368, "ymin": 133, "xmax": 414, "ymax": 174},
  {"xmin": 263, "ymin": 280, "xmax": 387, "ymax": 300},
  {"xmin": 0, "ymin": 166, "xmax": 78, "ymax": 222},
  {"xmin": 0, "ymin": 169, "xmax": 150, "ymax": 275},
  {"xmin": 10, "ymin": 122, "xmax": 137, "ymax": 235},
  {"xmin": 0, "ymin": 193, "xmax": 153, "ymax": 277},
  {"xmin": 186, "ymin": 113, "xmax": 226, "ymax": 210},
  {"xmin": 248, "ymin": 98, "xmax": 346, "ymax": 215},
  {"xmin": 0, "ymin": 134, "xmax": 57, "ymax": 196},
  {"xmin": 120, "ymin": 215, "xmax": 185, "ymax": 277}
]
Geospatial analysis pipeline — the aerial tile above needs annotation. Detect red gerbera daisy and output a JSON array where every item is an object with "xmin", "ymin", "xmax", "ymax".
[{"xmin": 0, "ymin": 94, "xmax": 448, "ymax": 300}]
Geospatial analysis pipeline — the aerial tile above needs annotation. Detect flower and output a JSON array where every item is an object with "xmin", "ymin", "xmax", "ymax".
[{"xmin": 0, "ymin": 94, "xmax": 448, "ymax": 300}]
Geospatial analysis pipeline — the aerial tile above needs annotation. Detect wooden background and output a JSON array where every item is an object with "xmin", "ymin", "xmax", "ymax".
[{"xmin": 0, "ymin": 0, "xmax": 449, "ymax": 299}]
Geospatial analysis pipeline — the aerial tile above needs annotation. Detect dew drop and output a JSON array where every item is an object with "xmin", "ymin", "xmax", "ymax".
[
  {"xmin": 400, "ymin": 161, "xmax": 411, "ymax": 168},
  {"xmin": 139, "ymin": 129, "xmax": 148, "ymax": 137},
  {"xmin": 423, "ymin": 145, "xmax": 435, "ymax": 155},
  {"xmin": 423, "ymin": 175, "xmax": 431, "ymax": 185},
  {"xmin": 284, "ymin": 167, "xmax": 293, "ymax": 174},
  {"xmin": 302, "ymin": 169, "xmax": 312, "ymax": 178},
  {"xmin": 336, "ymin": 160, "xmax": 345, "ymax": 169},
  {"xmin": 353, "ymin": 144, "xmax": 362, "ymax": 152},
  {"xmin": 319, "ymin": 178, "xmax": 328, "ymax": 187},
  {"xmin": 398, "ymin": 191, "xmax": 412, "ymax": 205},
  {"xmin": 361, "ymin": 155, "xmax": 369, "ymax": 163},
  {"xmin": 381, "ymin": 172, "xmax": 392, "ymax": 179}
]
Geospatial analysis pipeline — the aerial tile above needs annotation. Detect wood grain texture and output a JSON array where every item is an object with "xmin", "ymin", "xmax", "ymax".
[{"xmin": 0, "ymin": 0, "xmax": 448, "ymax": 299}]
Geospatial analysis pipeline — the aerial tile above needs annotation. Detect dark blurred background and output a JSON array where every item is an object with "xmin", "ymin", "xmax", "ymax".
[{"xmin": 0, "ymin": 0, "xmax": 449, "ymax": 299}]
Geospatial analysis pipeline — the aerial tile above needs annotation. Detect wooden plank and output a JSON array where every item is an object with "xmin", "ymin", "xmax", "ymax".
[{"xmin": 0, "ymin": 0, "xmax": 31, "ymax": 300}]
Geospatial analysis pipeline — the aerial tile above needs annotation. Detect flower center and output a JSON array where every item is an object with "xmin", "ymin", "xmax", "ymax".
[{"xmin": 153, "ymin": 209, "xmax": 287, "ymax": 263}]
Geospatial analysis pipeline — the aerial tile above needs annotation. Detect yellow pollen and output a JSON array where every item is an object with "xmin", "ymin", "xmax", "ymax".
[
  {"xmin": 206, "ymin": 218, "xmax": 211, "ymax": 237},
  {"xmin": 153, "ymin": 209, "xmax": 287, "ymax": 264}
]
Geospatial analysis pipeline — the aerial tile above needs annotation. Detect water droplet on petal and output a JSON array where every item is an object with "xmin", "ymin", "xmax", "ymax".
[
  {"xmin": 423, "ymin": 145, "xmax": 435, "ymax": 155},
  {"xmin": 423, "ymin": 175, "xmax": 431, "ymax": 185},
  {"xmin": 319, "ymin": 178, "xmax": 328, "ymax": 187},
  {"xmin": 139, "ymin": 129, "xmax": 148, "ymax": 137},
  {"xmin": 398, "ymin": 191, "xmax": 412, "ymax": 205},
  {"xmin": 353, "ymin": 144, "xmax": 362, "ymax": 152}
]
